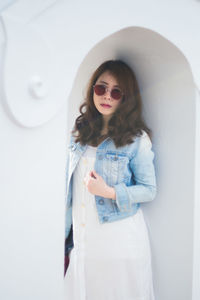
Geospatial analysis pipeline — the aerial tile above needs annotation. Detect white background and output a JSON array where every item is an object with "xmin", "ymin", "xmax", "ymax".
[{"xmin": 0, "ymin": 0, "xmax": 200, "ymax": 299}]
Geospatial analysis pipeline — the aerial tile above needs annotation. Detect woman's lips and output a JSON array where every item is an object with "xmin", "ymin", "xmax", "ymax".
[{"xmin": 101, "ymin": 104, "xmax": 111, "ymax": 108}]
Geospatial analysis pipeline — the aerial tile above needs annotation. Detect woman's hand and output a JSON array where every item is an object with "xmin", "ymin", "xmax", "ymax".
[{"xmin": 84, "ymin": 170, "xmax": 116, "ymax": 200}]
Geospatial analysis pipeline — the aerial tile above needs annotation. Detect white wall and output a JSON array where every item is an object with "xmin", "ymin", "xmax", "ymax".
[
  {"xmin": 0, "ymin": 1, "xmax": 68, "ymax": 300},
  {"xmin": 193, "ymin": 88, "xmax": 200, "ymax": 300},
  {"xmin": 0, "ymin": 0, "xmax": 199, "ymax": 299}
]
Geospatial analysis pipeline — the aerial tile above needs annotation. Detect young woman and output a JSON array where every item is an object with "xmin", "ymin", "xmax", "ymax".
[{"xmin": 64, "ymin": 60, "xmax": 157, "ymax": 300}]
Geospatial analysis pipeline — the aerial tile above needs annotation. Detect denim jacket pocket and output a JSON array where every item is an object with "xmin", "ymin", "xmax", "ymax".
[{"xmin": 105, "ymin": 153, "xmax": 129, "ymax": 185}]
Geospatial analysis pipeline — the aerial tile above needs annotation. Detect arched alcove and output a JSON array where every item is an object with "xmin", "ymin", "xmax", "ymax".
[{"xmin": 67, "ymin": 26, "xmax": 196, "ymax": 300}]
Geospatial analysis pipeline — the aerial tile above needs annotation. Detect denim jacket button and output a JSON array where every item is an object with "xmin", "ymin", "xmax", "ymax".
[
  {"xmin": 103, "ymin": 216, "xmax": 108, "ymax": 222},
  {"xmin": 99, "ymin": 199, "xmax": 104, "ymax": 205},
  {"xmin": 113, "ymin": 156, "xmax": 118, "ymax": 161}
]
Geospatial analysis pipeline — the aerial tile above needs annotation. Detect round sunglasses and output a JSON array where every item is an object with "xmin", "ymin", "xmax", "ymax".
[{"xmin": 93, "ymin": 84, "xmax": 123, "ymax": 100}]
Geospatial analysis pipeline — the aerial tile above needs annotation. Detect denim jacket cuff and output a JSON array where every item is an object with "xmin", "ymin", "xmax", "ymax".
[{"xmin": 113, "ymin": 183, "xmax": 131, "ymax": 212}]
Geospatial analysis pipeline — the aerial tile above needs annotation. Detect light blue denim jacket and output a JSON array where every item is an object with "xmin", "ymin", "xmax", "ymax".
[{"xmin": 65, "ymin": 130, "xmax": 156, "ymax": 254}]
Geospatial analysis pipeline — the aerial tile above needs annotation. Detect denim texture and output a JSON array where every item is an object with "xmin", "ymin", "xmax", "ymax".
[{"xmin": 65, "ymin": 130, "xmax": 157, "ymax": 255}]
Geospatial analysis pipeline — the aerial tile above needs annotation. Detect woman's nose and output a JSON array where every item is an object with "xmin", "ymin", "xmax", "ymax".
[{"xmin": 104, "ymin": 88, "xmax": 112, "ymax": 100}]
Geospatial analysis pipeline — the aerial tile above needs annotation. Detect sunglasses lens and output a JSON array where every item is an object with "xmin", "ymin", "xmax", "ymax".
[
  {"xmin": 94, "ymin": 84, "xmax": 122, "ymax": 100},
  {"xmin": 111, "ymin": 89, "xmax": 122, "ymax": 100},
  {"xmin": 94, "ymin": 85, "xmax": 105, "ymax": 96}
]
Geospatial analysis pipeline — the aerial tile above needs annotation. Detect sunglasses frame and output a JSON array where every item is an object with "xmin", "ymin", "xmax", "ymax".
[{"xmin": 93, "ymin": 84, "xmax": 123, "ymax": 100}]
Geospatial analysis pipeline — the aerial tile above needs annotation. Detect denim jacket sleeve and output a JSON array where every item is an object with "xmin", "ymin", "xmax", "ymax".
[{"xmin": 113, "ymin": 132, "xmax": 157, "ymax": 212}]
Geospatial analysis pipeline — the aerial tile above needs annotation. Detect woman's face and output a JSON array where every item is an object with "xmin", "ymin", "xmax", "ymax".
[{"xmin": 93, "ymin": 71, "xmax": 123, "ymax": 122}]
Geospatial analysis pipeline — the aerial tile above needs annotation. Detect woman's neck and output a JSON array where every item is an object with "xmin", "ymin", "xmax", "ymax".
[
  {"xmin": 101, "ymin": 128, "xmax": 108, "ymax": 135},
  {"xmin": 101, "ymin": 115, "xmax": 111, "ymax": 135}
]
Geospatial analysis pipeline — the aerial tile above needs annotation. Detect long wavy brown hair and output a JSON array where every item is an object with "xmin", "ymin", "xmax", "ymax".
[{"xmin": 71, "ymin": 59, "xmax": 151, "ymax": 148}]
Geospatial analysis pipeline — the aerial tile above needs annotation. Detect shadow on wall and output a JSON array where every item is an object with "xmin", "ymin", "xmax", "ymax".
[{"xmin": 66, "ymin": 27, "xmax": 196, "ymax": 300}]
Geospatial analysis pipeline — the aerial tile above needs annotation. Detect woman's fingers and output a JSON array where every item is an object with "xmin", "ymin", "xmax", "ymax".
[{"xmin": 83, "ymin": 170, "xmax": 108, "ymax": 197}]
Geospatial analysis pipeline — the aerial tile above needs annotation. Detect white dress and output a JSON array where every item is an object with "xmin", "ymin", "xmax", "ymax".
[{"xmin": 64, "ymin": 145, "xmax": 155, "ymax": 300}]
